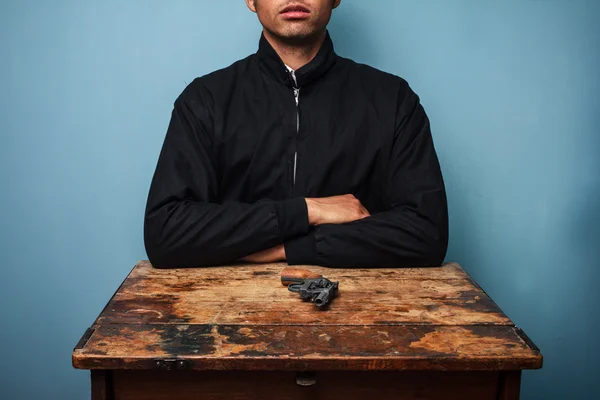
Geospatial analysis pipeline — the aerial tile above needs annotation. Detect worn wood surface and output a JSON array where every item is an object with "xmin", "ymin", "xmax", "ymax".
[
  {"xmin": 74, "ymin": 324, "xmax": 540, "ymax": 371},
  {"xmin": 109, "ymin": 370, "xmax": 503, "ymax": 400},
  {"xmin": 73, "ymin": 260, "xmax": 542, "ymax": 372},
  {"xmin": 94, "ymin": 261, "xmax": 510, "ymax": 326}
]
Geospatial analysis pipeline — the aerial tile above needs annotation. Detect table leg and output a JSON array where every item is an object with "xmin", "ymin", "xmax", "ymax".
[
  {"xmin": 497, "ymin": 371, "xmax": 522, "ymax": 400},
  {"xmin": 91, "ymin": 370, "xmax": 114, "ymax": 400}
]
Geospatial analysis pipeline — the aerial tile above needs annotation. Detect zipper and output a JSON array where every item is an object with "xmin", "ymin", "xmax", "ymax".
[
  {"xmin": 288, "ymin": 68, "xmax": 300, "ymax": 193},
  {"xmin": 293, "ymin": 86, "xmax": 300, "ymax": 186}
]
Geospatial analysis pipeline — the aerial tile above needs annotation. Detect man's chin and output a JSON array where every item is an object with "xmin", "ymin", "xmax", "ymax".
[{"xmin": 269, "ymin": 27, "xmax": 324, "ymax": 45}]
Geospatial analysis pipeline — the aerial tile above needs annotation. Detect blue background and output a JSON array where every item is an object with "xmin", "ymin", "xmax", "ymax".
[{"xmin": 1, "ymin": 1, "xmax": 598, "ymax": 399}]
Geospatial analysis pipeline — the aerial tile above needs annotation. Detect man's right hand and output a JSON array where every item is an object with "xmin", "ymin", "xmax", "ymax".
[{"xmin": 305, "ymin": 194, "xmax": 371, "ymax": 226}]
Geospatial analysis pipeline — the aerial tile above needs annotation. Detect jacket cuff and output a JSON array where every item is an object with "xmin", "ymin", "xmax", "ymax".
[
  {"xmin": 284, "ymin": 230, "xmax": 319, "ymax": 265},
  {"xmin": 275, "ymin": 197, "xmax": 309, "ymax": 240}
]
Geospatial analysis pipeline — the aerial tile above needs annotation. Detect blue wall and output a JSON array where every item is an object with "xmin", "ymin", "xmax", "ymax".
[{"xmin": 1, "ymin": 1, "xmax": 598, "ymax": 399}]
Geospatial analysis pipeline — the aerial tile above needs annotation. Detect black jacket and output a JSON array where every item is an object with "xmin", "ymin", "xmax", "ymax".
[{"xmin": 144, "ymin": 32, "xmax": 448, "ymax": 268}]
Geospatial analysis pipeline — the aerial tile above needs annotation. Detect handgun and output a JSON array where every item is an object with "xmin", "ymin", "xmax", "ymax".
[{"xmin": 281, "ymin": 267, "xmax": 339, "ymax": 308}]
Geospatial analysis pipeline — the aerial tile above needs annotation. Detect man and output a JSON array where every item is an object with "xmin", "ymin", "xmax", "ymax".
[{"xmin": 143, "ymin": 0, "xmax": 448, "ymax": 268}]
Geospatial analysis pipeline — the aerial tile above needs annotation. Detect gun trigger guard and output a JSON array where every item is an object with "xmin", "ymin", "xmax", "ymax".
[{"xmin": 288, "ymin": 284, "xmax": 301, "ymax": 292}]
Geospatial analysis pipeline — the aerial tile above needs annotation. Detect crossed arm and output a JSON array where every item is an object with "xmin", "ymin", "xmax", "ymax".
[
  {"xmin": 144, "ymin": 82, "xmax": 448, "ymax": 268},
  {"xmin": 240, "ymin": 194, "xmax": 372, "ymax": 263}
]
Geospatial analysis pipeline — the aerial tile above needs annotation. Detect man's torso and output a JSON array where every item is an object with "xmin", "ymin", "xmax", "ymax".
[{"xmin": 180, "ymin": 45, "xmax": 408, "ymax": 215}]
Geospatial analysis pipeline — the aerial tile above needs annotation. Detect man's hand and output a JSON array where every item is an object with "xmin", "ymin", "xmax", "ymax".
[
  {"xmin": 241, "ymin": 244, "xmax": 286, "ymax": 263},
  {"xmin": 240, "ymin": 194, "xmax": 368, "ymax": 263},
  {"xmin": 305, "ymin": 194, "xmax": 370, "ymax": 225}
]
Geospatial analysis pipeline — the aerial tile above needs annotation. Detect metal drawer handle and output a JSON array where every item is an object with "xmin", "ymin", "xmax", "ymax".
[{"xmin": 296, "ymin": 371, "xmax": 317, "ymax": 386}]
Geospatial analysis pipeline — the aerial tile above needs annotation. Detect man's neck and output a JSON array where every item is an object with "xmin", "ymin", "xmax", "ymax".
[{"xmin": 263, "ymin": 29, "xmax": 326, "ymax": 71}]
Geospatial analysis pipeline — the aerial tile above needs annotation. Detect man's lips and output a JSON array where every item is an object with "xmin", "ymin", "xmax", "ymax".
[{"xmin": 280, "ymin": 5, "xmax": 311, "ymax": 19}]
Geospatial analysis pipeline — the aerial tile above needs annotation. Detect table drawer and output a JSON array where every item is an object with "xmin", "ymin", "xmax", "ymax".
[{"xmin": 104, "ymin": 370, "xmax": 507, "ymax": 400}]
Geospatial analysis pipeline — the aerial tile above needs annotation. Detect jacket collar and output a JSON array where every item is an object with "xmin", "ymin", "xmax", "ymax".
[{"xmin": 257, "ymin": 30, "xmax": 337, "ymax": 88}]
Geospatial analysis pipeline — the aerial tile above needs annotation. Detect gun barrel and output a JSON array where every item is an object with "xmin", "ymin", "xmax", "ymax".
[{"xmin": 314, "ymin": 290, "xmax": 330, "ymax": 307}]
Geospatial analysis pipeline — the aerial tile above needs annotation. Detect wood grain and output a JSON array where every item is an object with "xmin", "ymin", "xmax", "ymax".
[
  {"xmin": 95, "ymin": 261, "xmax": 511, "ymax": 326},
  {"xmin": 73, "ymin": 260, "xmax": 542, "ymax": 375},
  {"xmin": 73, "ymin": 324, "xmax": 541, "ymax": 371}
]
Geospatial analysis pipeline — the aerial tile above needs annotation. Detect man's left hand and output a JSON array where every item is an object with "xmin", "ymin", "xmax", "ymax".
[{"xmin": 241, "ymin": 244, "xmax": 286, "ymax": 263}]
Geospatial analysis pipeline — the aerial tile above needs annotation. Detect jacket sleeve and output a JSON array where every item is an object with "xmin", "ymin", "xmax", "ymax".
[
  {"xmin": 284, "ymin": 81, "xmax": 448, "ymax": 268},
  {"xmin": 144, "ymin": 84, "xmax": 309, "ymax": 268}
]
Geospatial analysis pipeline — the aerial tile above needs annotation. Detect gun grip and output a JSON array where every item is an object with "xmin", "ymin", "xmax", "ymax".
[{"xmin": 281, "ymin": 267, "xmax": 322, "ymax": 286}]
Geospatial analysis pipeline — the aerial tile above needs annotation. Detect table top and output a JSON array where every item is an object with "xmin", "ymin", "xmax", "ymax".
[{"xmin": 72, "ymin": 260, "xmax": 542, "ymax": 371}]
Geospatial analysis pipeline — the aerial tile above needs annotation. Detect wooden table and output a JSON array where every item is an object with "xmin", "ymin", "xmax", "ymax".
[{"xmin": 73, "ymin": 261, "xmax": 542, "ymax": 399}]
